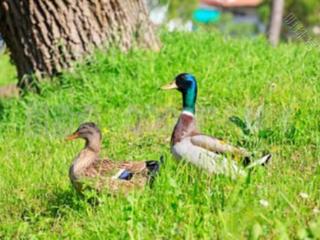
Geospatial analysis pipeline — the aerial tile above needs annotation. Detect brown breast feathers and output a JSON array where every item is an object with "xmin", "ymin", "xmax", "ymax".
[{"xmin": 171, "ymin": 113, "xmax": 198, "ymax": 145}]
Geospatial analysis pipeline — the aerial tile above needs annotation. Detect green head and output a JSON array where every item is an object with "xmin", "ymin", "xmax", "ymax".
[{"xmin": 162, "ymin": 73, "xmax": 198, "ymax": 114}]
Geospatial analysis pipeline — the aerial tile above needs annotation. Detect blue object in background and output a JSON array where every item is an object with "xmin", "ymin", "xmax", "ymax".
[
  {"xmin": 0, "ymin": 34, "xmax": 5, "ymax": 53},
  {"xmin": 193, "ymin": 8, "xmax": 221, "ymax": 24}
]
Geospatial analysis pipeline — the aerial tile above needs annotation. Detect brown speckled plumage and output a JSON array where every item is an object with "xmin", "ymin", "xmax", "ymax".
[
  {"xmin": 67, "ymin": 122, "xmax": 160, "ymax": 194},
  {"xmin": 70, "ymin": 156, "xmax": 151, "ymax": 193}
]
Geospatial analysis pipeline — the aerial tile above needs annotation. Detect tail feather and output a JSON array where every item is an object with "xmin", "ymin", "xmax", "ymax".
[
  {"xmin": 145, "ymin": 155, "xmax": 164, "ymax": 186},
  {"xmin": 246, "ymin": 154, "xmax": 272, "ymax": 169}
]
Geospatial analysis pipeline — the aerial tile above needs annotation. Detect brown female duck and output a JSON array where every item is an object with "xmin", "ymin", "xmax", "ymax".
[{"xmin": 66, "ymin": 122, "xmax": 161, "ymax": 194}]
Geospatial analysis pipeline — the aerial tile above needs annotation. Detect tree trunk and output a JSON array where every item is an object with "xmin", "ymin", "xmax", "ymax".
[
  {"xmin": 268, "ymin": 0, "xmax": 285, "ymax": 47},
  {"xmin": 0, "ymin": 0, "xmax": 160, "ymax": 88}
]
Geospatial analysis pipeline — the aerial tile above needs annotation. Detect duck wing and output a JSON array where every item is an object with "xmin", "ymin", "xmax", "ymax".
[
  {"xmin": 84, "ymin": 158, "xmax": 162, "ymax": 193},
  {"xmin": 85, "ymin": 160, "xmax": 148, "ymax": 178},
  {"xmin": 190, "ymin": 134, "xmax": 249, "ymax": 157}
]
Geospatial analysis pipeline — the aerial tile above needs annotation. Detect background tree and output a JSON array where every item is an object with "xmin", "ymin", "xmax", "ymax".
[
  {"xmin": 0, "ymin": 0, "xmax": 160, "ymax": 88},
  {"xmin": 268, "ymin": 0, "xmax": 284, "ymax": 46}
]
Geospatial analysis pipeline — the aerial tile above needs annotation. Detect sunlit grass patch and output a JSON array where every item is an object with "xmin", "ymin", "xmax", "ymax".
[
  {"xmin": 0, "ymin": 53, "xmax": 16, "ymax": 86},
  {"xmin": 0, "ymin": 32, "xmax": 319, "ymax": 239}
]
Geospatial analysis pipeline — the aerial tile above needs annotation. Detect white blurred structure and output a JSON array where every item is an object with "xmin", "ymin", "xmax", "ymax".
[
  {"xmin": 313, "ymin": 26, "xmax": 320, "ymax": 35},
  {"xmin": 147, "ymin": 2, "xmax": 193, "ymax": 32},
  {"xmin": 167, "ymin": 19, "xmax": 193, "ymax": 32},
  {"xmin": 149, "ymin": 4, "xmax": 167, "ymax": 25}
]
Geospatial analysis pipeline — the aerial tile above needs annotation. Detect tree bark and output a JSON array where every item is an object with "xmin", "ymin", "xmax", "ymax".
[
  {"xmin": 0, "ymin": 0, "xmax": 160, "ymax": 88},
  {"xmin": 268, "ymin": 0, "xmax": 285, "ymax": 47}
]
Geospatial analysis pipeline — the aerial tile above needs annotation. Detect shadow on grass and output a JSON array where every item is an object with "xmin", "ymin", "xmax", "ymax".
[
  {"xmin": 20, "ymin": 188, "xmax": 85, "ymax": 225},
  {"xmin": 0, "ymin": 101, "xmax": 4, "ymax": 121},
  {"xmin": 44, "ymin": 188, "xmax": 86, "ymax": 219}
]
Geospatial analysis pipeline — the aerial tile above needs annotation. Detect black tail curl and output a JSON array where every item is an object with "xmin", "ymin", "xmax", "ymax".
[{"xmin": 146, "ymin": 155, "xmax": 164, "ymax": 186}]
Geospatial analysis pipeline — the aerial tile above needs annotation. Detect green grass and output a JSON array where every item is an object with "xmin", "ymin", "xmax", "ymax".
[
  {"xmin": 0, "ymin": 53, "xmax": 16, "ymax": 86},
  {"xmin": 0, "ymin": 32, "xmax": 320, "ymax": 239}
]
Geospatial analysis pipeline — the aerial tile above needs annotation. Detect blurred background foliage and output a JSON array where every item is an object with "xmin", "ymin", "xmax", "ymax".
[
  {"xmin": 149, "ymin": 0, "xmax": 320, "ymax": 28},
  {"xmin": 285, "ymin": 0, "xmax": 320, "ymax": 26}
]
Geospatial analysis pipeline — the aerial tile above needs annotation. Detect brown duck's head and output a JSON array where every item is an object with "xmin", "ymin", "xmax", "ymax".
[{"xmin": 67, "ymin": 122, "xmax": 102, "ymax": 151}]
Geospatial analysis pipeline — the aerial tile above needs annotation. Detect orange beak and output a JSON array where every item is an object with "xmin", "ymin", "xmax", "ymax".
[{"xmin": 66, "ymin": 132, "xmax": 80, "ymax": 141}]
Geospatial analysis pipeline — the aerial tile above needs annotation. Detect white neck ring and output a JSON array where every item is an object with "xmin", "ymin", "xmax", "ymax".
[{"xmin": 182, "ymin": 110, "xmax": 194, "ymax": 117}]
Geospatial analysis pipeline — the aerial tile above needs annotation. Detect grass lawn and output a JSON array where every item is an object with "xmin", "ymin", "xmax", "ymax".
[
  {"xmin": 0, "ymin": 53, "xmax": 16, "ymax": 86},
  {"xmin": 0, "ymin": 32, "xmax": 319, "ymax": 239}
]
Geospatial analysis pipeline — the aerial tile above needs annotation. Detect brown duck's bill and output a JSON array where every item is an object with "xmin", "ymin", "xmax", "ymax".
[
  {"xmin": 66, "ymin": 132, "xmax": 80, "ymax": 141},
  {"xmin": 161, "ymin": 81, "xmax": 178, "ymax": 90}
]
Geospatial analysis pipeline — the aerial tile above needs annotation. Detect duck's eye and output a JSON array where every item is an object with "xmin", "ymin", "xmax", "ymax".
[
  {"xmin": 78, "ymin": 126, "xmax": 90, "ymax": 133},
  {"xmin": 80, "ymin": 130, "xmax": 94, "ymax": 136},
  {"xmin": 77, "ymin": 127, "xmax": 86, "ymax": 132}
]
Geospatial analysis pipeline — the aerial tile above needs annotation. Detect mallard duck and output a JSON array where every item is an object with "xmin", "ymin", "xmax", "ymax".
[
  {"xmin": 161, "ymin": 73, "xmax": 271, "ymax": 177},
  {"xmin": 66, "ymin": 122, "xmax": 162, "ymax": 194}
]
